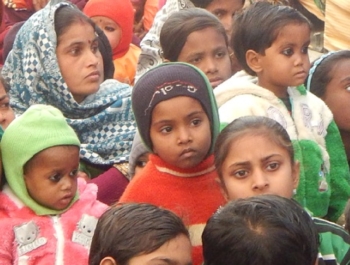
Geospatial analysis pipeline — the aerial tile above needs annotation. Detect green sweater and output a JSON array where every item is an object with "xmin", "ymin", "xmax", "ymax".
[{"xmin": 315, "ymin": 217, "xmax": 350, "ymax": 264}]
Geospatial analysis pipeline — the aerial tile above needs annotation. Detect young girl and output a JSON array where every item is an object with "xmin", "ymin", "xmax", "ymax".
[
  {"xmin": 213, "ymin": 116, "xmax": 350, "ymax": 264},
  {"xmin": 83, "ymin": 0, "xmax": 141, "ymax": 85},
  {"xmin": 1, "ymin": 2, "xmax": 136, "ymax": 200},
  {"xmin": 214, "ymin": 2, "xmax": 350, "ymax": 222},
  {"xmin": 119, "ymin": 62, "xmax": 226, "ymax": 265},
  {"xmin": 89, "ymin": 203, "xmax": 192, "ymax": 265},
  {"xmin": 136, "ymin": 0, "xmax": 244, "ymax": 81},
  {"xmin": 306, "ymin": 50, "xmax": 350, "ymax": 164},
  {"xmin": 0, "ymin": 104, "xmax": 108, "ymax": 264},
  {"xmin": 160, "ymin": 8, "xmax": 232, "ymax": 88},
  {"xmin": 203, "ymin": 195, "xmax": 320, "ymax": 265}
]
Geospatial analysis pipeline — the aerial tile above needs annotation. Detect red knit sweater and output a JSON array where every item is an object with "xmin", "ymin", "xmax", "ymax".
[{"xmin": 119, "ymin": 154, "xmax": 225, "ymax": 265}]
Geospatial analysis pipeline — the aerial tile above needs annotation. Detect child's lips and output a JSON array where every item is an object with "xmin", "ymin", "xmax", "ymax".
[
  {"xmin": 180, "ymin": 148, "xmax": 196, "ymax": 158},
  {"xmin": 209, "ymin": 77, "xmax": 223, "ymax": 88}
]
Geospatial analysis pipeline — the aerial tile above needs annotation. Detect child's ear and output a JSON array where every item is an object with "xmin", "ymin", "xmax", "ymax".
[
  {"xmin": 246, "ymin": 49, "xmax": 263, "ymax": 73},
  {"xmin": 100, "ymin": 257, "xmax": 117, "ymax": 265},
  {"xmin": 292, "ymin": 161, "xmax": 300, "ymax": 189}
]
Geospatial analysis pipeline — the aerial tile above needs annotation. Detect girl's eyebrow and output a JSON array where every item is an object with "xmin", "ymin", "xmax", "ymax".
[
  {"xmin": 340, "ymin": 76, "xmax": 350, "ymax": 84},
  {"xmin": 228, "ymin": 154, "xmax": 281, "ymax": 168}
]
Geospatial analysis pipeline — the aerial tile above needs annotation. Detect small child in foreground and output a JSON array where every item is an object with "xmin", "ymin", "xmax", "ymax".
[{"xmin": 0, "ymin": 104, "xmax": 107, "ymax": 264}]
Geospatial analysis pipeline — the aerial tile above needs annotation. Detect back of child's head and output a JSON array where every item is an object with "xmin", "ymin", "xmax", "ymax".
[
  {"xmin": 1, "ymin": 104, "xmax": 80, "ymax": 214},
  {"xmin": 232, "ymin": 2, "xmax": 311, "ymax": 75},
  {"xmin": 160, "ymin": 8, "xmax": 228, "ymax": 62},
  {"xmin": 89, "ymin": 203, "xmax": 190, "ymax": 265},
  {"xmin": 306, "ymin": 50, "xmax": 350, "ymax": 97},
  {"xmin": 202, "ymin": 194, "xmax": 319, "ymax": 265},
  {"xmin": 132, "ymin": 62, "xmax": 219, "ymax": 154},
  {"xmin": 83, "ymin": 0, "xmax": 134, "ymax": 58},
  {"xmin": 215, "ymin": 116, "xmax": 294, "ymax": 180}
]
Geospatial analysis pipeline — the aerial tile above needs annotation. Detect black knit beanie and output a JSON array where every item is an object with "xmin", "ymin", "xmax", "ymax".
[{"xmin": 132, "ymin": 62, "xmax": 220, "ymax": 153}]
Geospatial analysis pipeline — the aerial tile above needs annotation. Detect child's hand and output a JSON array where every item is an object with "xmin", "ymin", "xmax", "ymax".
[
  {"xmin": 77, "ymin": 171, "xmax": 90, "ymax": 181},
  {"xmin": 133, "ymin": 17, "xmax": 147, "ymax": 40}
]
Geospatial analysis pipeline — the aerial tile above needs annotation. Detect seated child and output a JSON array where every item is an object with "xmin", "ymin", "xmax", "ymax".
[
  {"xmin": 84, "ymin": 0, "xmax": 141, "ymax": 85},
  {"xmin": 214, "ymin": 2, "xmax": 350, "ymax": 221},
  {"xmin": 160, "ymin": 8, "xmax": 232, "ymax": 88},
  {"xmin": 213, "ymin": 115, "xmax": 350, "ymax": 264},
  {"xmin": 0, "ymin": 104, "xmax": 108, "ymax": 264},
  {"xmin": 119, "ymin": 62, "xmax": 226, "ymax": 265},
  {"xmin": 89, "ymin": 203, "xmax": 192, "ymax": 265},
  {"xmin": 136, "ymin": 0, "xmax": 245, "ymax": 81},
  {"xmin": 128, "ymin": 130, "xmax": 150, "ymax": 179},
  {"xmin": 306, "ymin": 50, "xmax": 350, "ymax": 164},
  {"xmin": 203, "ymin": 195, "xmax": 319, "ymax": 265}
]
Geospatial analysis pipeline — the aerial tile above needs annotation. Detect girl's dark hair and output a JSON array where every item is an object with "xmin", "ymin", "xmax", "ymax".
[
  {"xmin": 307, "ymin": 50, "xmax": 350, "ymax": 98},
  {"xmin": 214, "ymin": 116, "xmax": 294, "ymax": 181},
  {"xmin": 54, "ymin": 5, "xmax": 114, "ymax": 80},
  {"xmin": 231, "ymin": 2, "xmax": 311, "ymax": 75},
  {"xmin": 203, "ymin": 195, "xmax": 319, "ymax": 265},
  {"xmin": 89, "ymin": 203, "xmax": 190, "ymax": 265},
  {"xmin": 160, "ymin": 8, "xmax": 228, "ymax": 62}
]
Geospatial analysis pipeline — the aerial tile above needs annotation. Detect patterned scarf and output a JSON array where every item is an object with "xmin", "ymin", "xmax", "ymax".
[{"xmin": 1, "ymin": 2, "xmax": 136, "ymax": 165}]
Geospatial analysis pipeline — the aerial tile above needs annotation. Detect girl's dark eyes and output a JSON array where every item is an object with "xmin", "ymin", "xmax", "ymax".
[
  {"xmin": 282, "ymin": 48, "xmax": 293, "ymax": 56},
  {"xmin": 105, "ymin": 26, "xmax": 115, "ymax": 32},
  {"xmin": 233, "ymin": 170, "xmax": 248, "ymax": 178},
  {"xmin": 266, "ymin": 162, "xmax": 280, "ymax": 171},
  {"xmin": 191, "ymin": 119, "xmax": 201, "ymax": 126},
  {"xmin": 160, "ymin": 126, "xmax": 172, "ymax": 133}
]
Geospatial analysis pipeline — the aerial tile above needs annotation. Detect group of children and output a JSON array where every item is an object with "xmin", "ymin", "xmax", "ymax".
[{"xmin": 0, "ymin": 0, "xmax": 350, "ymax": 265}]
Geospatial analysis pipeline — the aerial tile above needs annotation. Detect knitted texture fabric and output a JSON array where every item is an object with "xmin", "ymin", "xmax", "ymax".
[
  {"xmin": 132, "ymin": 62, "xmax": 219, "ymax": 153},
  {"xmin": 1, "ymin": 104, "xmax": 80, "ymax": 215},
  {"xmin": 120, "ymin": 154, "xmax": 226, "ymax": 265},
  {"xmin": 83, "ymin": 0, "xmax": 134, "ymax": 59},
  {"xmin": 1, "ymin": 2, "xmax": 136, "ymax": 166}
]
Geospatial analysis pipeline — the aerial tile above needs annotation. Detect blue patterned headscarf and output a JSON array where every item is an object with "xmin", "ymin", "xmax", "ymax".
[{"xmin": 1, "ymin": 1, "xmax": 136, "ymax": 165}]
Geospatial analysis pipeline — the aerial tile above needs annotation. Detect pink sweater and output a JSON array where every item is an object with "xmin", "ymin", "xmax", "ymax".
[{"xmin": 0, "ymin": 179, "xmax": 107, "ymax": 265}]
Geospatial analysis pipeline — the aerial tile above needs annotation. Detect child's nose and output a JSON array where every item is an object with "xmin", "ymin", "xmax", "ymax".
[
  {"xmin": 205, "ymin": 58, "xmax": 218, "ymax": 74},
  {"xmin": 177, "ymin": 127, "xmax": 192, "ymax": 144},
  {"xmin": 61, "ymin": 176, "xmax": 74, "ymax": 190},
  {"xmin": 252, "ymin": 170, "xmax": 269, "ymax": 191}
]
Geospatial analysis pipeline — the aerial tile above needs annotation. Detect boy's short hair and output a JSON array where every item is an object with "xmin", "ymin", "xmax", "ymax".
[
  {"xmin": 231, "ymin": 2, "xmax": 311, "ymax": 75},
  {"xmin": 89, "ymin": 203, "xmax": 189, "ymax": 265},
  {"xmin": 202, "ymin": 195, "xmax": 319, "ymax": 265},
  {"xmin": 132, "ymin": 62, "xmax": 219, "ymax": 153}
]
